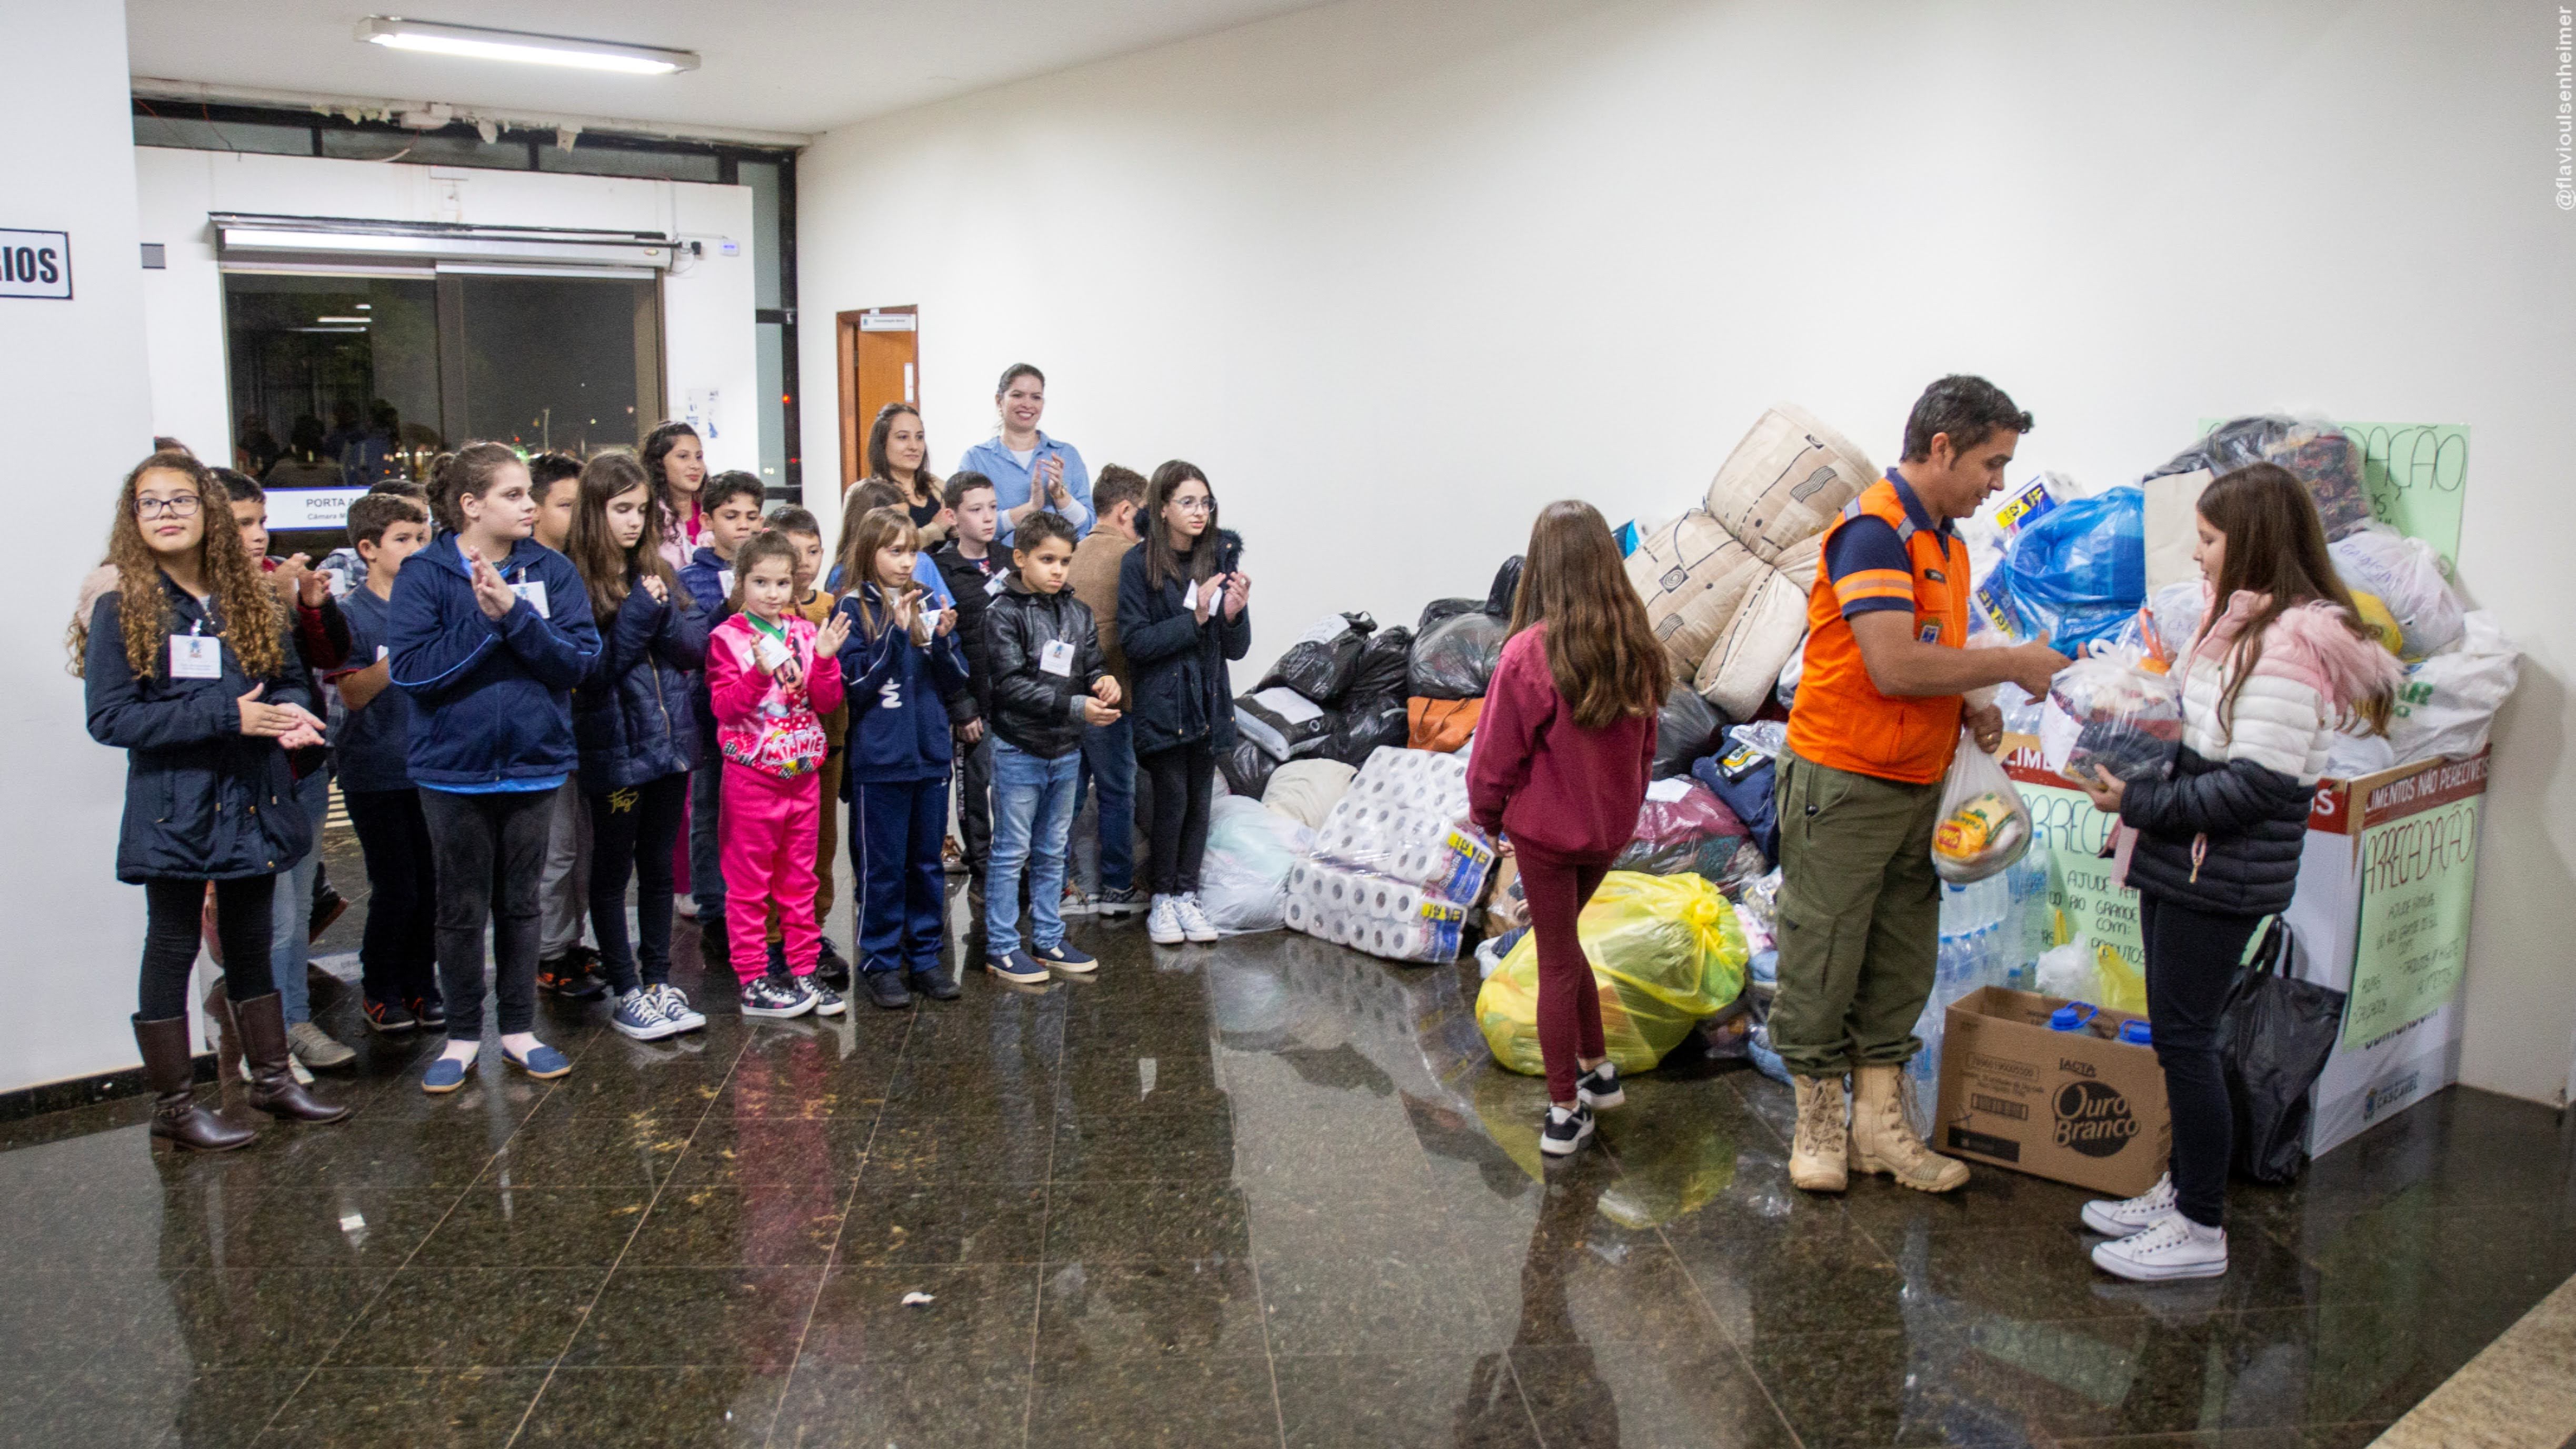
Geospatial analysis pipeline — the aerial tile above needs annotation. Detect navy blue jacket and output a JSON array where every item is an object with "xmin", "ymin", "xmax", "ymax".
[
  {"xmin": 677, "ymin": 545, "xmax": 732, "ymax": 617},
  {"xmin": 837, "ymin": 583, "xmax": 971, "ymax": 787},
  {"xmin": 1117, "ymin": 532, "xmax": 1251, "ymax": 757},
  {"xmin": 86, "ymin": 576, "xmax": 316, "ymax": 883},
  {"xmin": 329, "ymin": 585, "xmax": 414, "ymax": 795},
  {"xmin": 572, "ymin": 581, "xmax": 708, "ymax": 793},
  {"xmin": 387, "ymin": 534, "xmax": 600, "ymax": 788}
]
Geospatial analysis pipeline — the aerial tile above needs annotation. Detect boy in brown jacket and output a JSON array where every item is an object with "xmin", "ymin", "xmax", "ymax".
[{"xmin": 1063, "ymin": 465, "xmax": 1147, "ymax": 915}]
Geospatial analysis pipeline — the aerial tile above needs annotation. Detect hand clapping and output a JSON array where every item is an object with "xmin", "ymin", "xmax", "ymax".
[{"xmin": 461, "ymin": 546, "xmax": 515, "ymax": 621}]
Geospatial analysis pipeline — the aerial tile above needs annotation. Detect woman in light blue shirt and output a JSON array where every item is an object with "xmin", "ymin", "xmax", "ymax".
[{"xmin": 956, "ymin": 363, "xmax": 1090, "ymax": 543}]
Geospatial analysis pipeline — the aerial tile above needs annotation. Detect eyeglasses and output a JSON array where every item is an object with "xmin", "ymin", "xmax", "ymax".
[
  {"xmin": 135, "ymin": 495, "xmax": 202, "ymax": 519},
  {"xmin": 1171, "ymin": 497, "xmax": 1214, "ymax": 514}
]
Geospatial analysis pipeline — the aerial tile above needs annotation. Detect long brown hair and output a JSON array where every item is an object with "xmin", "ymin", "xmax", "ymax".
[
  {"xmin": 567, "ymin": 450, "xmax": 681, "ymax": 618},
  {"xmin": 72, "ymin": 451, "xmax": 284, "ymax": 682},
  {"xmin": 865, "ymin": 402, "xmax": 940, "ymax": 505},
  {"xmin": 1141, "ymin": 460, "xmax": 1222, "ymax": 591},
  {"xmin": 2195, "ymin": 463, "xmax": 2393, "ymax": 736},
  {"xmin": 1509, "ymin": 500, "xmax": 1664, "ymax": 730},
  {"xmin": 838, "ymin": 506, "xmax": 923, "ymax": 638}
]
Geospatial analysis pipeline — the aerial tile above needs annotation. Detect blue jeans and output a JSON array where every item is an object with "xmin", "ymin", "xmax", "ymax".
[
  {"xmin": 268, "ymin": 767, "xmax": 332, "ymax": 1024},
  {"xmin": 1075, "ymin": 714, "xmax": 1137, "ymax": 894},
  {"xmin": 689, "ymin": 762, "xmax": 725, "ymax": 926},
  {"xmin": 986, "ymin": 738, "xmax": 1081, "ymax": 958}
]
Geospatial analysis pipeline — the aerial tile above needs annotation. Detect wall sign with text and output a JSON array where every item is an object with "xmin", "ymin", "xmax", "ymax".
[{"xmin": 0, "ymin": 230, "xmax": 71, "ymax": 299}]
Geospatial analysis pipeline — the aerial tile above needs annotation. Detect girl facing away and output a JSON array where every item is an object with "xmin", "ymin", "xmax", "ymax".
[{"xmin": 1465, "ymin": 500, "xmax": 1665, "ymax": 1160}]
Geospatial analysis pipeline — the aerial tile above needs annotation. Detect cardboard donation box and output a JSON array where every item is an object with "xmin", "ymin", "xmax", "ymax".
[{"xmin": 1933, "ymin": 986, "xmax": 2172, "ymax": 1198}]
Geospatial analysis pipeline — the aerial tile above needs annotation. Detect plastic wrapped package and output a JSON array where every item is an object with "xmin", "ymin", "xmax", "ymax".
[
  {"xmin": 2386, "ymin": 611, "xmax": 2519, "ymax": 763},
  {"xmin": 2144, "ymin": 579, "xmax": 2208, "ymax": 658},
  {"xmin": 1418, "ymin": 597, "xmax": 1480, "ymax": 634},
  {"xmin": 1734, "ymin": 866, "xmax": 1783, "ymax": 938},
  {"xmin": 1260, "ymin": 613, "xmax": 1376, "ymax": 705},
  {"xmin": 1235, "ymin": 686, "xmax": 1333, "ymax": 760},
  {"xmin": 1305, "ymin": 747, "xmax": 1493, "ymax": 897},
  {"xmin": 1992, "ymin": 681, "xmax": 2044, "ymax": 737},
  {"xmin": 2146, "ymin": 415, "xmax": 2373, "ymax": 541},
  {"xmin": 1281, "ymin": 857, "xmax": 1472, "ymax": 963},
  {"xmin": 2041, "ymin": 651, "xmax": 2182, "ymax": 784},
  {"xmin": 1199, "ymin": 797, "xmax": 1313, "ymax": 935},
  {"xmin": 1653, "ymin": 685, "xmax": 1724, "ymax": 778},
  {"xmin": 1932, "ymin": 731, "xmax": 2032, "ymax": 884},
  {"xmin": 1407, "ymin": 608, "xmax": 1510, "ymax": 701},
  {"xmin": 1713, "ymin": 839, "xmax": 1770, "ymax": 899},
  {"xmin": 1994, "ymin": 486, "xmax": 2145, "ymax": 653},
  {"xmin": 2348, "ymin": 592, "xmax": 2405, "ymax": 658},
  {"xmin": 1701, "ymin": 403, "xmax": 1877, "ymax": 564},
  {"xmin": 2329, "ymin": 524, "xmax": 2463, "ymax": 660},
  {"xmin": 1476, "ymin": 873, "xmax": 1751, "ymax": 1076},
  {"xmin": 1323, "ymin": 698, "xmax": 1411, "ymax": 768},
  {"xmin": 1349, "ymin": 625, "xmax": 1414, "ymax": 701},
  {"xmin": 1261, "ymin": 758, "xmax": 1356, "ymax": 830},
  {"xmin": 1625, "ymin": 511, "xmax": 1765, "ymax": 681},
  {"xmin": 1614, "ymin": 777, "xmax": 1749, "ymax": 880},
  {"xmin": 1220, "ymin": 736, "xmax": 1279, "ymax": 798},
  {"xmin": 2035, "ymin": 937, "xmax": 2148, "ymax": 1016}
]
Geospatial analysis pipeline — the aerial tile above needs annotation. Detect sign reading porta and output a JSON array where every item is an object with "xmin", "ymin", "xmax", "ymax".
[{"xmin": 0, "ymin": 230, "xmax": 71, "ymax": 299}]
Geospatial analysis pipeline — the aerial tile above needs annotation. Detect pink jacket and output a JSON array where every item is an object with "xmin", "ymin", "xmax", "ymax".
[
  {"xmin": 2176, "ymin": 586, "xmax": 2402, "ymax": 782},
  {"xmin": 706, "ymin": 613, "xmax": 847, "ymax": 778}
]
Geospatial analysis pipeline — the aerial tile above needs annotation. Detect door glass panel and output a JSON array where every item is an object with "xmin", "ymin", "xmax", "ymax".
[{"xmin": 457, "ymin": 275, "xmax": 650, "ymax": 456}]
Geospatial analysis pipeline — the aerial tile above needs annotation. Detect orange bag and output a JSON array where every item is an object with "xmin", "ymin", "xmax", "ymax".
[{"xmin": 1407, "ymin": 696, "xmax": 1484, "ymax": 754}]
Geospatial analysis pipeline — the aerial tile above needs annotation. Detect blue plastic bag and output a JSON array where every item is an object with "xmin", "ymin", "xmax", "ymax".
[{"xmin": 1996, "ymin": 486, "xmax": 2144, "ymax": 653}]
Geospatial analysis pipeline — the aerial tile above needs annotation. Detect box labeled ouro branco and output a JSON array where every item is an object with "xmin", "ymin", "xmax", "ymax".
[{"xmin": 1933, "ymin": 986, "xmax": 2172, "ymax": 1198}]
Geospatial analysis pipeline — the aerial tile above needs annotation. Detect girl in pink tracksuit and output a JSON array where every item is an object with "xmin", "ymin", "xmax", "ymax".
[{"xmin": 708, "ymin": 532, "xmax": 852, "ymax": 1020}]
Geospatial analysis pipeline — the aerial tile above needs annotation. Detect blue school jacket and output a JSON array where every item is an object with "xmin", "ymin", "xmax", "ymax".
[
  {"xmin": 387, "ymin": 534, "xmax": 600, "ymax": 789},
  {"xmin": 836, "ymin": 582, "xmax": 971, "ymax": 788}
]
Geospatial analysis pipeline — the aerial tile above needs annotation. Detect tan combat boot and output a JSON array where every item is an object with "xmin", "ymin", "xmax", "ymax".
[
  {"xmin": 1848, "ymin": 1063, "xmax": 1968, "ymax": 1193},
  {"xmin": 1788, "ymin": 1075, "xmax": 1850, "ymax": 1193}
]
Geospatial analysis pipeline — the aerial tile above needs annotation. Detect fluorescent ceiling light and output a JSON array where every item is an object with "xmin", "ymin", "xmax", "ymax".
[
  {"xmin": 314, "ymin": 315, "xmax": 372, "ymax": 323},
  {"xmin": 356, "ymin": 17, "xmax": 698, "ymax": 75}
]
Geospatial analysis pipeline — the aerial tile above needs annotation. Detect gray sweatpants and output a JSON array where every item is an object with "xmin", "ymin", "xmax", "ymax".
[{"xmin": 539, "ymin": 776, "xmax": 592, "ymax": 957}]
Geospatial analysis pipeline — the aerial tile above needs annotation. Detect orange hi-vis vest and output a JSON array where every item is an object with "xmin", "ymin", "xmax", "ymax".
[{"xmin": 1784, "ymin": 476, "xmax": 1971, "ymax": 785}]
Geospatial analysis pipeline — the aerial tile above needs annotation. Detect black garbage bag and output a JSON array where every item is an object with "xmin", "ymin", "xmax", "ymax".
[
  {"xmin": 1221, "ymin": 735, "xmax": 1280, "ymax": 800},
  {"xmin": 1259, "ymin": 612, "xmax": 1376, "ymax": 707},
  {"xmin": 1486, "ymin": 556, "xmax": 1524, "ymax": 618},
  {"xmin": 2221, "ymin": 918, "xmax": 2347, "ymax": 1185},
  {"xmin": 1350, "ymin": 625, "xmax": 1414, "ymax": 701},
  {"xmin": 1653, "ymin": 686, "xmax": 1725, "ymax": 778},
  {"xmin": 1409, "ymin": 609, "xmax": 1510, "ymax": 700},
  {"xmin": 1419, "ymin": 597, "xmax": 1481, "ymax": 634},
  {"xmin": 1322, "ymin": 696, "xmax": 1411, "ymax": 767}
]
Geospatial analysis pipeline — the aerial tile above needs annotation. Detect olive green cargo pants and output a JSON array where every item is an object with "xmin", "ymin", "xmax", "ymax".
[{"xmin": 1769, "ymin": 749, "xmax": 1945, "ymax": 1080}]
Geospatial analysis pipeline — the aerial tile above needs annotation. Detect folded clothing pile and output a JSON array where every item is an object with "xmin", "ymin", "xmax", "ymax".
[
  {"xmin": 1283, "ymin": 746, "xmax": 1496, "ymax": 963},
  {"xmin": 1615, "ymin": 776, "xmax": 1754, "ymax": 886}
]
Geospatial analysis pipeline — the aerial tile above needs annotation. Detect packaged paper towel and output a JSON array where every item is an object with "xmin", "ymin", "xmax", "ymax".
[{"xmin": 1306, "ymin": 748, "xmax": 1493, "ymax": 901}]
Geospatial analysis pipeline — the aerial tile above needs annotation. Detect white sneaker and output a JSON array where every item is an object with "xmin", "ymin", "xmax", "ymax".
[
  {"xmin": 1146, "ymin": 895, "xmax": 1185, "ymax": 946},
  {"xmin": 673, "ymin": 893, "xmax": 698, "ymax": 921},
  {"xmin": 2091, "ymin": 1214, "xmax": 2228, "ymax": 1282},
  {"xmin": 2082, "ymin": 1172, "xmax": 2179, "ymax": 1236},
  {"xmin": 1175, "ymin": 894, "xmax": 1220, "ymax": 944},
  {"xmin": 1060, "ymin": 887, "xmax": 1096, "ymax": 918}
]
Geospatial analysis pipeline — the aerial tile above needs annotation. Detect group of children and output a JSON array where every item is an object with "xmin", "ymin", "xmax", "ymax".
[{"xmin": 86, "ymin": 366, "xmax": 1257, "ymax": 1121}]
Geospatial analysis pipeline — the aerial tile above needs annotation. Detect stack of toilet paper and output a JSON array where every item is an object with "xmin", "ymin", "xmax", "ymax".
[{"xmin": 1286, "ymin": 747, "xmax": 1494, "ymax": 963}]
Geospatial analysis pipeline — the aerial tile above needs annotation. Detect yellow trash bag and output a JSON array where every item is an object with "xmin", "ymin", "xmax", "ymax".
[{"xmin": 1476, "ymin": 872, "xmax": 1748, "ymax": 1077}]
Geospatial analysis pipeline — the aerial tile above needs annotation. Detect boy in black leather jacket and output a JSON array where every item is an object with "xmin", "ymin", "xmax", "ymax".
[{"xmin": 981, "ymin": 511, "xmax": 1122, "ymax": 983}]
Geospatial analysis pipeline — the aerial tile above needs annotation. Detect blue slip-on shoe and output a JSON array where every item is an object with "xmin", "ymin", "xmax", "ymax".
[
  {"xmin": 503, "ymin": 1042, "xmax": 573, "ymax": 1080},
  {"xmin": 422, "ymin": 1054, "xmax": 474, "ymax": 1095},
  {"xmin": 985, "ymin": 951, "xmax": 1049, "ymax": 985},
  {"xmin": 1030, "ymin": 940, "xmax": 1097, "ymax": 976}
]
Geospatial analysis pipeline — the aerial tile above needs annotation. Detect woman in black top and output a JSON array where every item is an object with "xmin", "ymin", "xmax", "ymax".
[{"xmin": 867, "ymin": 402, "xmax": 950, "ymax": 547}]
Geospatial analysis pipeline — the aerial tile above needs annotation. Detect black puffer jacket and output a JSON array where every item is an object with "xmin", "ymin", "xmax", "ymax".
[
  {"xmin": 86, "ymin": 577, "xmax": 316, "ymax": 883},
  {"xmin": 1118, "ymin": 531, "xmax": 1251, "ymax": 757},
  {"xmin": 2119, "ymin": 743, "xmax": 2313, "ymax": 915},
  {"xmin": 986, "ymin": 577, "xmax": 1105, "ymax": 760},
  {"xmin": 572, "ymin": 583, "xmax": 708, "ymax": 793}
]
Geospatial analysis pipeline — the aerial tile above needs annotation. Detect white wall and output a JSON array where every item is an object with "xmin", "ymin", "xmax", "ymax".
[
  {"xmin": 2, "ymin": 5, "xmax": 159, "ymax": 1093},
  {"xmin": 797, "ymin": 0, "xmax": 2576, "ymax": 1104},
  {"xmin": 135, "ymin": 149, "xmax": 760, "ymax": 476}
]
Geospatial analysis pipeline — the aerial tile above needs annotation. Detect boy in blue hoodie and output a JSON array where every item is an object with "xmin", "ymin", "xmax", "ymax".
[
  {"xmin": 388, "ymin": 443, "xmax": 601, "ymax": 1093},
  {"xmin": 676, "ymin": 472, "xmax": 768, "ymax": 965}
]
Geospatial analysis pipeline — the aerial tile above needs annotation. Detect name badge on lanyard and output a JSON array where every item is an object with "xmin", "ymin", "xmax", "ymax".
[
  {"xmin": 1040, "ymin": 639, "xmax": 1076, "ymax": 677},
  {"xmin": 169, "ymin": 628, "xmax": 222, "ymax": 680},
  {"xmin": 511, "ymin": 579, "xmax": 550, "ymax": 618}
]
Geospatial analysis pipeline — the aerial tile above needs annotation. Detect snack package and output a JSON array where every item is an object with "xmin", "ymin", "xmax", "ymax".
[{"xmin": 1932, "ymin": 731, "xmax": 2033, "ymax": 884}]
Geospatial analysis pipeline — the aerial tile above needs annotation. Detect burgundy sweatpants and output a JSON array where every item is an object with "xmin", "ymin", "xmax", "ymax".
[{"xmin": 1517, "ymin": 845, "xmax": 1616, "ymax": 1104}]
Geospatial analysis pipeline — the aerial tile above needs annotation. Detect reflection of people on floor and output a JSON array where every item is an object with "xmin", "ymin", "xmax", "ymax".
[
  {"xmin": 1455, "ymin": 1168, "xmax": 1620, "ymax": 1446},
  {"xmin": 729, "ymin": 1026, "xmax": 838, "ymax": 1274}
]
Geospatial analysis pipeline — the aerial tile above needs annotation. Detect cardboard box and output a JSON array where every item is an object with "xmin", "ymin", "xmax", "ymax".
[{"xmin": 1933, "ymin": 986, "xmax": 2172, "ymax": 1198}]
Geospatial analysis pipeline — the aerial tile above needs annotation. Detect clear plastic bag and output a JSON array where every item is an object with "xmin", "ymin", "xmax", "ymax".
[
  {"xmin": 1614, "ymin": 777, "xmax": 1749, "ymax": 880},
  {"xmin": 2144, "ymin": 579, "xmax": 2208, "ymax": 659},
  {"xmin": 2328, "ymin": 524, "xmax": 2463, "ymax": 661},
  {"xmin": 2386, "ymin": 610, "xmax": 2519, "ymax": 763},
  {"xmin": 2042, "ymin": 649, "xmax": 2182, "ymax": 784},
  {"xmin": 2146, "ymin": 415, "xmax": 2373, "ymax": 541},
  {"xmin": 1932, "ymin": 731, "xmax": 2033, "ymax": 884},
  {"xmin": 1198, "ymin": 797, "xmax": 1312, "ymax": 936},
  {"xmin": 1475, "ymin": 872, "xmax": 1750, "ymax": 1076}
]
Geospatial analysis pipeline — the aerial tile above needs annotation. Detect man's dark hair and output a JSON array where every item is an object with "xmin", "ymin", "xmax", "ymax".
[
  {"xmin": 1014, "ymin": 509, "xmax": 1078, "ymax": 556},
  {"xmin": 1092, "ymin": 464, "xmax": 1146, "ymax": 517},
  {"xmin": 1901, "ymin": 375, "xmax": 2033, "ymax": 462},
  {"xmin": 347, "ymin": 492, "xmax": 429, "ymax": 547},
  {"xmin": 526, "ymin": 451, "xmax": 583, "ymax": 501},
  {"xmin": 703, "ymin": 471, "xmax": 766, "ymax": 514},
  {"xmin": 765, "ymin": 504, "xmax": 821, "ymax": 538},
  {"xmin": 943, "ymin": 471, "xmax": 995, "ymax": 511}
]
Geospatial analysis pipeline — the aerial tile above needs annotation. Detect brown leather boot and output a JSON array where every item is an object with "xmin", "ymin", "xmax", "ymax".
[
  {"xmin": 1788, "ymin": 1075, "xmax": 1850, "ymax": 1193},
  {"xmin": 234, "ymin": 994, "xmax": 350, "ymax": 1124},
  {"xmin": 1848, "ymin": 1063, "xmax": 1968, "ymax": 1193},
  {"xmin": 133, "ymin": 1014, "xmax": 254, "ymax": 1151}
]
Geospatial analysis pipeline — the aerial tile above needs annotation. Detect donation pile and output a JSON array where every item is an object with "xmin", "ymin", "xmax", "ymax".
[
  {"xmin": 1476, "ymin": 872, "xmax": 1750, "ymax": 1076},
  {"xmin": 1232, "ymin": 611, "xmax": 1414, "ymax": 788},
  {"xmin": 1282, "ymin": 746, "xmax": 1497, "ymax": 963}
]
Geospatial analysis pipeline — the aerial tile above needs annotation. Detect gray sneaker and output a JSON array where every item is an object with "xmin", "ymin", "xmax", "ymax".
[
  {"xmin": 285, "ymin": 1021, "xmax": 356, "ymax": 1070},
  {"xmin": 1092, "ymin": 885, "xmax": 1146, "ymax": 917}
]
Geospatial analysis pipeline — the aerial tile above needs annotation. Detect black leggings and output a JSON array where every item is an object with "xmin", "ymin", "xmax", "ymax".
[
  {"xmin": 421, "ymin": 787, "xmax": 554, "ymax": 1041},
  {"xmin": 140, "ymin": 876, "xmax": 275, "ymax": 1020},
  {"xmin": 586, "ymin": 772, "xmax": 688, "ymax": 993},
  {"xmin": 2138, "ymin": 892, "xmax": 2264, "ymax": 1228},
  {"xmin": 1140, "ymin": 740, "xmax": 1216, "ymax": 896},
  {"xmin": 344, "ymin": 788, "xmax": 440, "ymax": 1009}
]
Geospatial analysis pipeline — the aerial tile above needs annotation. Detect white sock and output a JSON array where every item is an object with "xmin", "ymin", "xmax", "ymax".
[
  {"xmin": 2185, "ymin": 1219, "xmax": 2225, "ymax": 1245},
  {"xmin": 500, "ymin": 1031, "xmax": 543, "ymax": 1057},
  {"xmin": 438, "ymin": 1040, "xmax": 478, "ymax": 1064}
]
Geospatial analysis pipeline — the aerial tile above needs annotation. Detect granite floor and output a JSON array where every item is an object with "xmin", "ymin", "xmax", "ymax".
[{"xmin": 3, "ymin": 859, "xmax": 2572, "ymax": 1447}]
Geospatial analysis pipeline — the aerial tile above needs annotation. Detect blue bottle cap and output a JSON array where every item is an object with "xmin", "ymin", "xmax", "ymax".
[
  {"xmin": 2049, "ymin": 1003, "xmax": 2097, "ymax": 1032},
  {"xmin": 2118, "ymin": 1019, "xmax": 2153, "ymax": 1045}
]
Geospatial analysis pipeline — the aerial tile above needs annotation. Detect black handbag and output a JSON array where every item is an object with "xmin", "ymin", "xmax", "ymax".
[{"xmin": 2218, "ymin": 917, "xmax": 2347, "ymax": 1184}]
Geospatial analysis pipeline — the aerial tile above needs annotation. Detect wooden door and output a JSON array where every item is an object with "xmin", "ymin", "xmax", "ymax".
[{"xmin": 837, "ymin": 306, "xmax": 918, "ymax": 487}]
